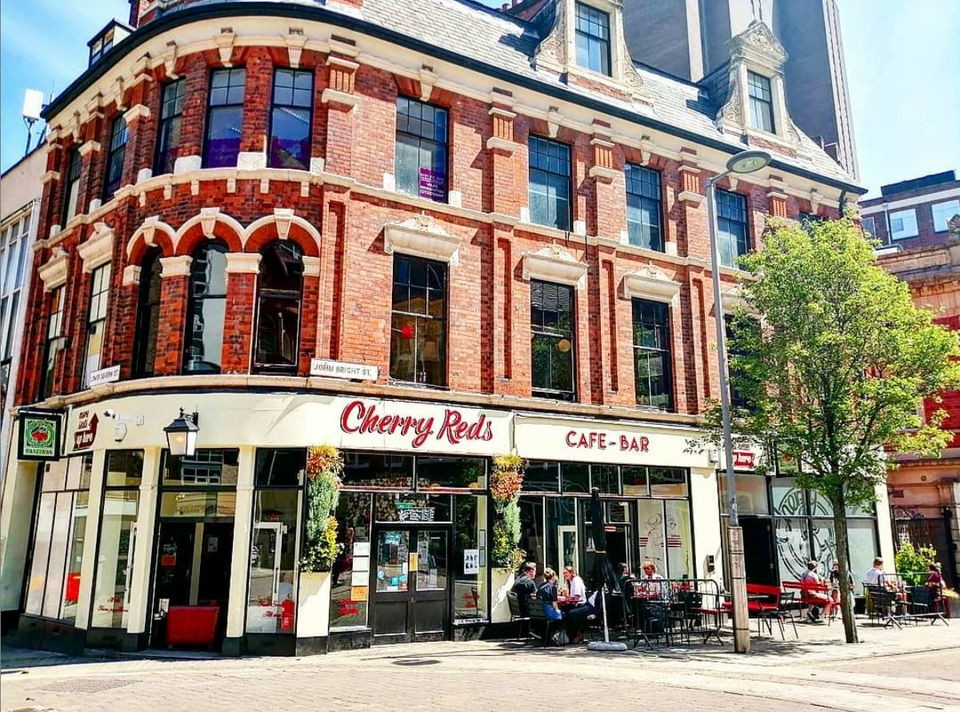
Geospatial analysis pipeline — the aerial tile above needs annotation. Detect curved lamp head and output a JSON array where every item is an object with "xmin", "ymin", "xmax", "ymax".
[{"xmin": 726, "ymin": 150, "xmax": 772, "ymax": 175}]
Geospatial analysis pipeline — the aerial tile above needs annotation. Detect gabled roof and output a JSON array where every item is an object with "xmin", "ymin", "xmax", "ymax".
[{"xmin": 44, "ymin": 0, "xmax": 864, "ymax": 193}]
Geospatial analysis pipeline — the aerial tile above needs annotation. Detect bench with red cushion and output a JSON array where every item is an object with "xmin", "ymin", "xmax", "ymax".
[
  {"xmin": 165, "ymin": 605, "xmax": 220, "ymax": 648},
  {"xmin": 783, "ymin": 580, "xmax": 830, "ymax": 607}
]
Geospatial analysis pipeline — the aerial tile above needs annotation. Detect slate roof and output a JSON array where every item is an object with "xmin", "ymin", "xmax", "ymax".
[{"xmin": 56, "ymin": 0, "xmax": 861, "ymax": 190}]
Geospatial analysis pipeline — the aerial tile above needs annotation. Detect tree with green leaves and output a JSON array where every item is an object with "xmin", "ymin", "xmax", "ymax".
[{"xmin": 705, "ymin": 215, "xmax": 960, "ymax": 643}]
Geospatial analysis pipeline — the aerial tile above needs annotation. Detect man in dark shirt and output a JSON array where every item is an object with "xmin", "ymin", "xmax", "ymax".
[
  {"xmin": 618, "ymin": 562, "xmax": 636, "ymax": 597},
  {"xmin": 512, "ymin": 561, "xmax": 538, "ymax": 615}
]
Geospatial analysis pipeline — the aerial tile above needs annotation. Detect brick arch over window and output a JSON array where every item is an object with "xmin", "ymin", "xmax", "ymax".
[
  {"xmin": 126, "ymin": 217, "xmax": 176, "ymax": 264},
  {"xmin": 245, "ymin": 210, "xmax": 322, "ymax": 257},
  {"xmin": 174, "ymin": 209, "xmax": 245, "ymax": 255}
]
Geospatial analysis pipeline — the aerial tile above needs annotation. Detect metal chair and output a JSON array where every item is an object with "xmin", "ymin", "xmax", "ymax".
[{"xmin": 506, "ymin": 590, "xmax": 531, "ymax": 641}]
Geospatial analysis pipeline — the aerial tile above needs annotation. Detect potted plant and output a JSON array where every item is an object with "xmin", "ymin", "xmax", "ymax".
[
  {"xmin": 298, "ymin": 445, "xmax": 343, "ymax": 638},
  {"xmin": 489, "ymin": 453, "xmax": 526, "ymax": 623}
]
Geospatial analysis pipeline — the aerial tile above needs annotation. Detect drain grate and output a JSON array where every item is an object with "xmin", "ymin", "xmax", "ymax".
[{"xmin": 39, "ymin": 678, "xmax": 138, "ymax": 694}]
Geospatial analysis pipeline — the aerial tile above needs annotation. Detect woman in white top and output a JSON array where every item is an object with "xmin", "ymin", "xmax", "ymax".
[{"xmin": 563, "ymin": 565, "xmax": 587, "ymax": 603}]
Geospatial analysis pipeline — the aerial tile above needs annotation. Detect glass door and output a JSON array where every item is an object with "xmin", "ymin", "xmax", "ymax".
[{"xmin": 372, "ymin": 527, "xmax": 449, "ymax": 643}]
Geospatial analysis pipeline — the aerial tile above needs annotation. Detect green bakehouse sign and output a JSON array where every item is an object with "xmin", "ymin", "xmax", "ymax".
[{"xmin": 19, "ymin": 412, "xmax": 61, "ymax": 460}]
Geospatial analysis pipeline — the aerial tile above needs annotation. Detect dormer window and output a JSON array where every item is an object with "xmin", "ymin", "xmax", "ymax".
[
  {"xmin": 87, "ymin": 21, "xmax": 131, "ymax": 67},
  {"xmin": 575, "ymin": 3, "xmax": 611, "ymax": 76},
  {"xmin": 747, "ymin": 71, "xmax": 775, "ymax": 133}
]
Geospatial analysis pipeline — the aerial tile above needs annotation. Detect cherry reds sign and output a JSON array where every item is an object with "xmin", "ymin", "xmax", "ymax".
[{"xmin": 337, "ymin": 399, "xmax": 510, "ymax": 454}]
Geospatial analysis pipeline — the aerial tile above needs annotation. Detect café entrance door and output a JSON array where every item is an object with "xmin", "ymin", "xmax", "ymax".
[{"xmin": 372, "ymin": 527, "xmax": 450, "ymax": 644}]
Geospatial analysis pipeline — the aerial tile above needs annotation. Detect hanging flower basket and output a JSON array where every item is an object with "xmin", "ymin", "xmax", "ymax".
[{"xmin": 301, "ymin": 445, "xmax": 344, "ymax": 573}]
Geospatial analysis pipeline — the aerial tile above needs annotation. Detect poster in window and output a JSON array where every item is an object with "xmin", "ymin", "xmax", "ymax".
[
  {"xmin": 418, "ymin": 168, "xmax": 445, "ymax": 202},
  {"xmin": 463, "ymin": 548, "xmax": 480, "ymax": 574}
]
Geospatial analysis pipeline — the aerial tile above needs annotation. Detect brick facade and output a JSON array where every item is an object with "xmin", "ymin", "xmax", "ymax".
[{"xmin": 19, "ymin": 7, "xmax": 844, "ymax": 426}]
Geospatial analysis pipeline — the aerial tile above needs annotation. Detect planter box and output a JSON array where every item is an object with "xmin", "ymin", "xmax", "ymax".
[
  {"xmin": 490, "ymin": 568, "xmax": 516, "ymax": 624},
  {"xmin": 946, "ymin": 595, "xmax": 960, "ymax": 619},
  {"xmin": 297, "ymin": 571, "xmax": 331, "ymax": 639}
]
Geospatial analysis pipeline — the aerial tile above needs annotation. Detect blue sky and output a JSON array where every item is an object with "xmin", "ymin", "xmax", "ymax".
[{"xmin": 1, "ymin": 0, "xmax": 957, "ymax": 198}]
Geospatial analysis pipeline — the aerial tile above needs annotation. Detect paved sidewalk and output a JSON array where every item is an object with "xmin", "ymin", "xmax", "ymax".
[{"xmin": 1, "ymin": 620, "xmax": 956, "ymax": 712}]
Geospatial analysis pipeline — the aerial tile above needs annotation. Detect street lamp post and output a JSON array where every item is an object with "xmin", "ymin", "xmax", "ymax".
[{"xmin": 706, "ymin": 149, "xmax": 772, "ymax": 654}]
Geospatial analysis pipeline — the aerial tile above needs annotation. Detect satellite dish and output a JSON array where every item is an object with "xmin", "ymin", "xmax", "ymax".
[{"xmin": 22, "ymin": 89, "xmax": 44, "ymax": 122}]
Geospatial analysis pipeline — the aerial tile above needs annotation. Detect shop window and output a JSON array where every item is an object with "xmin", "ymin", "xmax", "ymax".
[
  {"xmin": 453, "ymin": 495, "xmax": 488, "ymax": 621},
  {"xmin": 61, "ymin": 149, "xmax": 81, "ymax": 226},
  {"xmin": 82, "ymin": 263, "xmax": 112, "ymax": 389},
  {"xmin": 183, "ymin": 241, "xmax": 227, "ymax": 374},
  {"xmin": 637, "ymin": 499, "xmax": 665, "ymax": 575},
  {"xmin": 103, "ymin": 116, "xmax": 128, "ymax": 200},
  {"xmin": 269, "ymin": 68, "xmax": 313, "ymax": 170},
  {"xmin": 203, "ymin": 68, "xmax": 245, "ymax": 168},
  {"xmin": 246, "ymin": 489, "xmax": 300, "ymax": 634},
  {"xmin": 775, "ymin": 517, "xmax": 810, "ymax": 584},
  {"xmin": 625, "ymin": 164, "xmax": 663, "ymax": 251},
  {"xmin": 621, "ymin": 466, "xmax": 648, "ymax": 496},
  {"xmin": 771, "ymin": 477, "xmax": 804, "ymax": 517},
  {"xmin": 39, "ymin": 286, "xmax": 66, "ymax": 399},
  {"xmin": 846, "ymin": 520, "xmax": 880, "ymax": 595},
  {"xmin": 747, "ymin": 71, "xmax": 775, "ymax": 133},
  {"xmin": 390, "ymin": 254, "xmax": 447, "ymax": 386},
  {"xmin": 374, "ymin": 493, "xmax": 451, "ymax": 523},
  {"xmin": 528, "ymin": 136, "xmax": 571, "ymax": 230},
  {"xmin": 255, "ymin": 448, "xmax": 305, "ymax": 487},
  {"xmin": 716, "ymin": 190, "xmax": 749, "ymax": 269},
  {"xmin": 330, "ymin": 493, "xmax": 373, "ymax": 629},
  {"xmin": 575, "ymin": 2, "xmax": 611, "ymax": 75},
  {"xmin": 159, "ymin": 491, "xmax": 237, "ymax": 518},
  {"xmin": 155, "ymin": 78, "xmax": 186, "ymax": 175},
  {"xmin": 522, "ymin": 461, "xmax": 560, "ymax": 493},
  {"xmin": 649, "ymin": 467, "xmax": 687, "ymax": 497},
  {"xmin": 665, "ymin": 500, "xmax": 693, "ymax": 578},
  {"xmin": 719, "ymin": 474, "xmax": 770, "ymax": 516},
  {"xmin": 132, "ymin": 247, "xmax": 162, "ymax": 378},
  {"xmin": 416, "ymin": 456, "xmax": 485, "ymax": 490},
  {"xmin": 518, "ymin": 497, "xmax": 545, "ymax": 572},
  {"xmin": 560, "ymin": 462, "xmax": 589, "ymax": 493},
  {"xmin": 632, "ymin": 299, "xmax": 673, "ymax": 410},
  {"xmin": 90, "ymin": 451, "xmax": 143, "ymax": 628},
  {"xmin": 545, "ymin": 497, "xmax": 578, "ymax": 572},
  {"xmin": 254, "ymin": 240, "xmax": 303, "ymax": 373},
  {"xmin": 161, "ymin": 449, "xmax": 239, "ymax": 487},
  {"xmin": 395, "ymin": 97, "xmax": 448, "ymax": 201},
  {"xmin": 591, "ymin": 464, "xmax": 619, "ymax": 495},
  {"xmin": 341, "ymin": 452, "xmax": 413, "ymax": 489},
  {"xmin": 24, "ymin": 455, "xmax": 92, "ymax": 622},
  {"xmin": 531, "ymin": 280, "xmax": 576, "ymax": 400}
]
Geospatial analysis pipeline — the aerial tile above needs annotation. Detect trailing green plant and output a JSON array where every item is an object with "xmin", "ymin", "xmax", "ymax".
[
  {"xmin": 894, "ymin": 541, "xmax": 939, "ymax": 586},
  {"xmin": 490, "ymin": 453, "xmax": 526, "ymax": 569},
  {"xmin": 301, "ymin": 516, "xmax": 342, "ymax": 573},
  {"xmin": 301, "ymin": 445, "xmax": 343, "ymax": 573}
]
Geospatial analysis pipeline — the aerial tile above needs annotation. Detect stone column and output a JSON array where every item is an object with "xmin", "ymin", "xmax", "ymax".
[
  {"xmin": 223, "ymin": 445, "xmax": 256, "ymax": 655},
  {"xmin": 123, "ymin": 446, "xmax": 161, "ymax": 650},
  {"xmin": 74, "ymin": 449, "xmax": 107, "ymax": 631}
]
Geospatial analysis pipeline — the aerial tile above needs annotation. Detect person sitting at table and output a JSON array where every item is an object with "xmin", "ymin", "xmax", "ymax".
[
  {"xmin": 537, "ymin": 568, "xmax": 564, "ymax": 622},
  {"xmin": 618, "ymin": 563, "xmax": 636, "ymax": 597},
  {"xmin": 636, "ymin": 561, "xmax": 667, "ymax": 599},
  {"xmin": 564, "ymin": 589, "xmax": 600, "ymax": 644},
  {"xmin": 801, "ymin": 560, "xmax": 833, "ymax": 622},
  {"xmin": 926, "ymin": 563, "xmax": 946, "ymax": 611},
  {"xmin": 512, "ymin": 561, "xmax": 538, "ymax": 615},
  {"xmin": 563, "ymin": 565, "xmax": 587, "ymax": 604},
  {"xmin": 864, "ymin": 557, "xmax": 887, "ymax": 587},
  {"xmin": 829, "ymin": 561, "xmax": 854, "ymax": 620}
]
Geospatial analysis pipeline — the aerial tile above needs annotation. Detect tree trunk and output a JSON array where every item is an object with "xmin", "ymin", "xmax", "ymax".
[{"xmin": 832, "ymin": 491, "xmax": 859, "ymax": 644}]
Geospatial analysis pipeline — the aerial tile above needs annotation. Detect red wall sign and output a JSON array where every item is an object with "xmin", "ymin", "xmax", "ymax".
[
  {"xmin": 732, "ymin": 451, "xmax": 756, "ymax": 468},
  {"xmin": 339, "ymin": 399, "xmax": 494, "ymax": 449}
]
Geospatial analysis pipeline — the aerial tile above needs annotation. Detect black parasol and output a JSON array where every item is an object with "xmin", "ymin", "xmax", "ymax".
[{"xmin": 589, "ymin": 487, "xmax": 621, "ymax": 594}]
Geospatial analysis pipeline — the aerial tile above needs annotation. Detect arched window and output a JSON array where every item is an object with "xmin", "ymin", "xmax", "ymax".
[
  {"xmin": 132, "ymin": 248, "xmax": 162, "ymax": 377},
  {"xmin": 183, "ymin": 241, "xmax": 228, "ymax": 373},
  {"xmin": 255, "ymin": 240, "xmax": 303, "ymax": 373}
]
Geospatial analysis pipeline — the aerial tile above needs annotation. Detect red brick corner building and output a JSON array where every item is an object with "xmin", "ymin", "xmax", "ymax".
[{"xmin": 1, "ymin": 0, "xmax": 883, "ymax": 657}]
